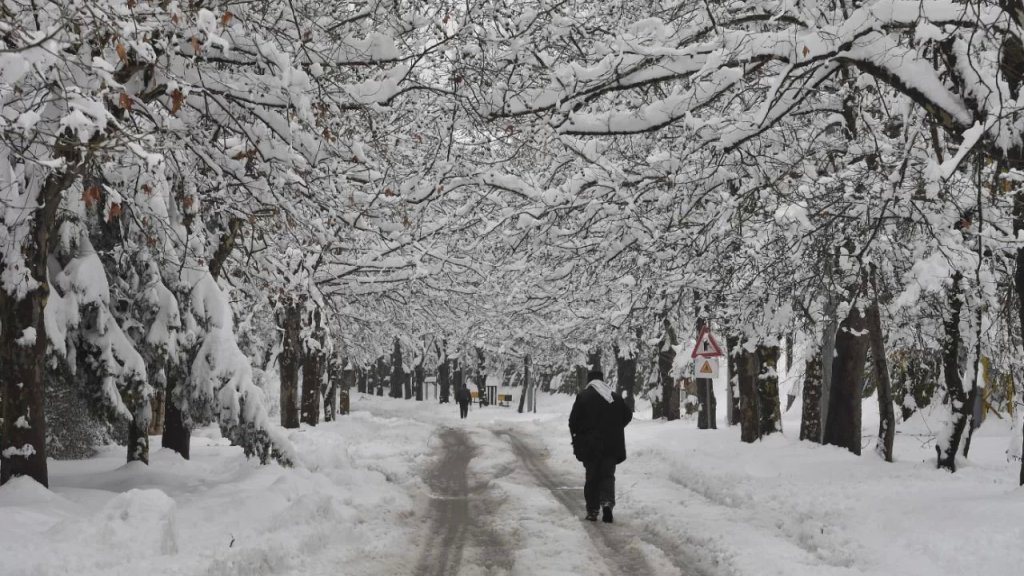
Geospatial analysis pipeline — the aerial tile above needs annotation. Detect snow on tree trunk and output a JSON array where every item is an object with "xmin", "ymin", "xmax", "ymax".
[
  {"xmin": 1010, "ymin": 153, "xmax": 1024, "ymax": 482},
  {"xmin": 937, "ymin": 273, "xmax": 969, "ymax": 471},
  {"xmin": 800, "ymin": 346, "xmax": 823, "ymax": 443},
  {"xmin": 587, "ymin": 347, "xmax": 602, "ymax": 373},
  {"xmin": 736, "ymin": 344, "xmax": 759, "ymax": 443},
  {"xmin": 340, "ymin": 362, "xmax": 355, "ymax": 416},
  {"xmin": 0, "ymin": 166, "xmax": 70, "ymax": 487},
  {"xmin": 148, "ymin": 390, "xmax": 165, "ymax": 436},
  {"xmin": 614, "ymin": 343, "xmax": 638, "ymax": 412},
  {"xmin": 726, "ymin": 335, "xmax": 740, "ymax": 426},
  {"xmin": 867, "ymin": 267, "xmax": 895, "ymax": 462},
  {"xmin": 824, "ymin": 303, "xmax": 870, "ymax": 456},
  {"xmin": 757, "ymin": 345, "xmax": 782, "ymax": 437},
  {"xmin": 658, "ymin": 319, "xmax": 679, "ymax": 421},
  {"xmin": 0, "ymin": 281, "xmax": 50, "ymax": 485},
  {"xmin": 820, "ymin": 298, "xmax": 839, "ymax": 439},
  {"xmin": 127, "ymin": 410, "xmax": 150, "ymax": 465},
  {"xmin": 278, "ymin": 296, "xmax": 301, "ymax": 429},
  {"xmin": 573, "ymin": 365, "xmax": 587, "ymax": 395},
  {"xmin": 518, "ymin": 355, "xmax": 530, "ymax": 413},
  {"xmin": 301, "ymin": 309, "xmax": 325, "ymax": 427},
  {"xmin": 475, "ymin": 347, "xmax": 487, "ymax": 405},
  {"xmin": 325, "ymin": 358, "xmax": 341, "ymax": 422}
]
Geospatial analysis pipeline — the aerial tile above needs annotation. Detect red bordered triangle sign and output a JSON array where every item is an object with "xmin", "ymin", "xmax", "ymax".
[{"xmin": 690, "ymin": 325, "xmax": 724, "ymax": 359}]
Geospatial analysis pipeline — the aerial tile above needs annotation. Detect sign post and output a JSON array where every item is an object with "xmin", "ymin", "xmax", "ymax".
[{"xmin": 691, "ymin": 325, "xmax": 723, "ymax": 430}]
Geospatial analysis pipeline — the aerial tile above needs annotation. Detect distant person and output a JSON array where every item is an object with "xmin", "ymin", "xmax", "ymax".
[
  {"xmin": 569, "ymin": 369, "xmax": 632, "ymax": 523},
  {"xmin": 455, "ymin": 386, "xmax": 470, "ymax": 419}
]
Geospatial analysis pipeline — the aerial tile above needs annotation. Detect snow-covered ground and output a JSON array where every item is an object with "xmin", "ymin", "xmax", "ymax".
[{"xmin": 2, "ymin": 389, "xmax": 1023, "ymax": 576}]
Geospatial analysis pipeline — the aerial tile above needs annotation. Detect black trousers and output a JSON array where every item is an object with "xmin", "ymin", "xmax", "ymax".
[
  {"xmin": 459, "ymin": 401, "xmax": 469, "ymax": 418},
  {"xmin": 583, "ymin": 457, "xmax": 617, "ymax": 512}
]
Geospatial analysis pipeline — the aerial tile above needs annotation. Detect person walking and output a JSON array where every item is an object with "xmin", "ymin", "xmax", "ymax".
[
  {"xmin": 455, "ymin": 385, "xmax": 470, "ymax": 419},
  {"xmin": 569, "ymin": 369, "xmax": 632, "ymax": 523}
]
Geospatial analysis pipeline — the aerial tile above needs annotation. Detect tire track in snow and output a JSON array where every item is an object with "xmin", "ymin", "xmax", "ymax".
[
  {"xmin": 415, "ymin": 427, "xmax": 514, "ymax": 576},
  {"xmin": 495, "ymin": 430, "xmax": 704, "ymax": 576},
  {"xmin": 415, "ymin": 428, "xmax": 474, "ymax": 576}
]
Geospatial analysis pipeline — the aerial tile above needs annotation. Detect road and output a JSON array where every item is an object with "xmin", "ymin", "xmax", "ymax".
[{"xmin": 414, "ymin": 426, "xmax": 703, "ymax": 576}]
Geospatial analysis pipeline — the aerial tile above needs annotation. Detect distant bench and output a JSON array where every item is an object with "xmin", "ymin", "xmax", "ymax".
[{"xmin": 497, "ymin": 394, "xmax": 513, "ymax": 407}]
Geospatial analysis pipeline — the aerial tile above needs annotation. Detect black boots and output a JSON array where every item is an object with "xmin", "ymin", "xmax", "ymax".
[
  {"xmin": 601, "ymin": 506, "xmax": 613, "ymax": 523},
  {"xmin": 585, "ymin": 510, "xmax": 598, "ymax": 521}
]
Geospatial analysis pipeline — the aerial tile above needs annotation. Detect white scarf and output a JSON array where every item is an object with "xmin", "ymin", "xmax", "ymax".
[{"xmin": 587, "ymin": 379, "xmax": 614, "ymax": 403}]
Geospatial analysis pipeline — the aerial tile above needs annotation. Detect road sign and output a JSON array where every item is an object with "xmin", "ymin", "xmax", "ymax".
[
  {"xmin": 690, "ymin": 325, "xmax": 724, "ymax": 359},
  {"xmin": 693, "ymin": 357, "xmax": 719, "ymax": 378}
]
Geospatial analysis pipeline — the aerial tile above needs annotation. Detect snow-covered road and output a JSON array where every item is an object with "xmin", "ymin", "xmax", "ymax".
[
  {"xmin": 413, "ymin": 424, "xmax": 699, "ymax": 576},
  {"xmin": 3, "ymin": 391, "xmax": 1024, "ymax": 576}
]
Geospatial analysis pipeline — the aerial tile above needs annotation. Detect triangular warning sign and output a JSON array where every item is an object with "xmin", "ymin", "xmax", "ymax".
[
  {"xmin": 698, "ymin": 359, "xmax": 714, "ymax": 375},
  {"xmin": 690, "ymin": 325, "xmax": 724, "ymax": 359}
]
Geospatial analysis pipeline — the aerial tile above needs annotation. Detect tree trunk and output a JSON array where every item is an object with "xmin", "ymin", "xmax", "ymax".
[
  {"xmin": 0, "ymin": 171, "xmax": 67, "ymax": 487},
  {"xmin": 162, "ymin": 361, "xmax": 191, "ymax": 458},
  {"xmin": 824, "ymin": 302, "xmax": 870, "ymax": 455},
  {"xmin": 340, "ymin": 365, "xmax": 353, "ymax": 416},
  {"xmin": 937, "ymin": 273, "xmax": 969, "ymax": 471},
  {"xmin": 357, "ymin": 366, "xmax": 367, "ymax": 394},
  {"xmin": 867, "ymin": 267, "xmax": 895, "ymax": 462},
  {"xmin": 587, "ymin": 347, "xmax": 602, "ymax": 373},
  {"xmin": 614, "ymin": 343, "xmax": 638, "ymax": 412},
  {"xmin": 1011, "ymin": 163, "xmax": 1024, "ymax": 482},
  {"xmin": 438, "ymin": 344, "xmax": 451, "ymax": 403},
  {"xmin": 757, "ymin": 345, "xmax": 782, "ymax": 436},
  {"xmin": 376, "ymin": 356, "xmax": 387, "ymax": 396},
  {"xmin": 475, "ymin": 346, "xmax": 487, "ymax": 404},
  {"xmin": 726, "ymin": 335, "xmax": 741, "ymax": 426},
  {"xmin": 324, "ymin": 359, "xmax": 340, "ymax": 422},
  {"xmin": 300, "ymin": 309, "xmax": 325, "ymax": 426},
  {"xmin": 390, "ymin": 339, "xmax": 403, "ymax": 399},
  {"xmin": 148, "ymin": 389, "xmax": 165, "ymax": 435},
  {"xmin": 574, "ymin": 365, "xmax": 587, "ymax": 394},
  {"xmin": 518, "ymin": 355, "xmax": 530, "ymax": 413},
  {"xmin": 127, "ymin": 411, "xmax": 150, "ymax": 464},
  {"xmin": 278, "ymin": 296, "xmax": 302, "ymax": 428},
  {"xmin": 820, "ymin": 296, "xmax": 839, "ymax": 439},
  {"xmin": 0, "ymin": 286, "xmax": 50, "ymax": 485},
  {"xmin": 659, "ymin": 319, "xmax": 679, "ymax": 421},
  {"xmin": 415, "ymin": 361, "xmax": 425, "ymax": 401},
  {"xmin": 207, "ymin": 217, "xmax": 244, "ymax": 281},
  {"xmin": 736, "ymin": 345, "xmax": 759, "ymax": 443},
  {"xmin": 800, "ymin": 346, "xmax": 823, "ymax": 442}
]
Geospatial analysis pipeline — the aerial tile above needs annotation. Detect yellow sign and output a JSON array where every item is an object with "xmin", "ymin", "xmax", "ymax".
[{"xmin": 694, "ymin": 358, "xmax": 719, "ymax": 378}]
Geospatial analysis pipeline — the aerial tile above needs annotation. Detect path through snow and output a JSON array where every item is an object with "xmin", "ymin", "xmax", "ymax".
[{"xmin": 413, "ymin": 422, "xmax": 702, "ymax": 576}]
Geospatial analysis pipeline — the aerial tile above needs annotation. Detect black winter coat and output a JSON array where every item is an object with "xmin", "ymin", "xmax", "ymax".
[{"xmin": 568, "ymin": 383, "xmax": 632, "ymax": 464}]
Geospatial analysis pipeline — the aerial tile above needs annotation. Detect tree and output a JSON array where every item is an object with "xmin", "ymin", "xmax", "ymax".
[
  {"xmin": 301, "ymin": 306, "xmax": 327, "ymax": 426},
  {"xmin": 278, "ymin": 293, "xmax": 302, "ymax": 429}
]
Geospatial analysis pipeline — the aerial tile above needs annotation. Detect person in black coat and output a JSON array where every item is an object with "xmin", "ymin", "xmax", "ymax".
[
  {"xmin": 454, "ymin": 386, "xmax": 470, "ymax": 419},
  {"xmin": 568, "ymin": 369, "xmax": 632, "ymax": 523}
]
